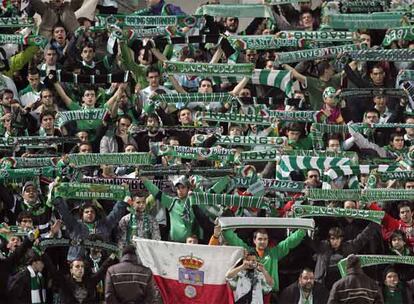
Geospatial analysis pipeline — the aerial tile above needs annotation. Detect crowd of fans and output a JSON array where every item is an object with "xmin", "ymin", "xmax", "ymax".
[{"xmin": 0, "ymin": 0, "xmax": 414, "ymax": 303}]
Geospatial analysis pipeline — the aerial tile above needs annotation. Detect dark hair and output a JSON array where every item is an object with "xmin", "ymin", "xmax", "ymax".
[
  {"xmin": 198, "ymin": 78, "xmax": 213, "ymax": 88},
  {"xmin": 40, "ymin": 111, "xmax": 56, "ymax": 121},
  {"xmin": 81, "ymin": 42, "xmax": 96, "ymax": 52},
  {"xmin": 117, "ymin": 114, "xmax": 132, "ymax": 124},
  {"xmin": 346, "ymin": 254, "xmax": 360, "ymax": 269},
  {"xmin": 286, "ymin": 122, "xmax": 303, "ymax": 133},
  {"xmin": 146, "ymin": 66, "xmax": 160, "ymax": 77},
  {"xmin": 0, "ymin": 89, "xmax": 14, "ymax": 99},
  {"xmin": 17, "ymin": 211, "xmax": 33, "ymax": 223},
  {"xmin": 390, "ymin": 230, "xmax": 407, "ymax": 243},
  {"xmin": 253, "ymin": 228, "xmax": 268, "ymax": 239},
  {"xmin": 316, "ymin": 60, "xmax": 331, "ymax": 77},
  {"xmin": 25, "ymin": 249, "xmax": 42, "ymax": 265},
  {"xmin": 52, "ymin": 22, "xmax": 66, "ymax": 33},
  {"xmin": 370, "ymin": 64, "xmax": 384, "ymax": 73},
  {"xmin": 28, "ymin": 67, "xmax": 40, "ymax": 76},
  {"xmin": 122, "ymin": 244, "xmax": 137, "ymax": 256},
  {"xmin": 328, "ymin": 227, "xmax": 344, "ymax": 238},
  {"xmin": 177, "ymin": 107, "xmax": 192, "ymax": 118},
  {"xmin": 397, "ymin": 201, "xmax": 412, "ymax": 212},
  {"xmin": 364, "ymin": 108, "xmax": 380, "ymax": 118},
  {"xmin": 300, "ymin": 267, "xmax": 314, "ymax": 276},
  {"xmin": 389, "ymin": 132, "xmax": 404, "ymax": 142}
]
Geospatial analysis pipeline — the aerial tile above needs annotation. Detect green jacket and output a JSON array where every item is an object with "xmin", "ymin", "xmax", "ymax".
[
  {"xmin": 222, "ymin": 228, "xmax": 306, "ymax": 291},
  {"xmin": 143, "ymin": 179, "xmax": 200, "ymax": 242}
]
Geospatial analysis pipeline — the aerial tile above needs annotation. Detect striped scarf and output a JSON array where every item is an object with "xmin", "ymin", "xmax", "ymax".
[
  {"xmin": 276, "ymin": 155, "xmax": 354, "ymax": 179},
  {"xmin": 27, "ymin": 265, "xmax": 46, "ymax": 304},
  {"xmin": 251, "ymin": 69, "xmax": 294, "ymax": 98},
  {"xmin": 195, "ymin": 4, "xmax": 276, "ymax": 21},
  {"xmin": 55, "ymin": 70, "xmax": 130, "ymax": 84},
  {"xmin": 324, "ymin": 164, "xmax": 402, "ymax": 181},
  {"xmin": 0, "ymin": 17, "xmax": 34, "ymax": 28}
]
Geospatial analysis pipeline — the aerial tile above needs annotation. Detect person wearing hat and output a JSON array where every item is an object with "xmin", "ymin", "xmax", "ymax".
[
  {"xmin": 8, "ymin": 249, "xmax": 46, "ymax": 304},
  {"xmin": 315, "ymin": 86, "xmax": 344, "ymax": 124},
  {"xmin": 327, "ymin": 254, "xmax": 383, "ymax": 303},
  {"xmin": 381, "ymin": 267, "xmax": 414, "ymax": 304},
  {"xmin": 117, "ymin": 191, "xmax": 161, "ymax": 248},
  {"xmin": 140, "ymin": 175, "xmax": 200, "ymax": 243}
]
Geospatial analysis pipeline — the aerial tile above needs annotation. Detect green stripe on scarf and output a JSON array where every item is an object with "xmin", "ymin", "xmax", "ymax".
[
  {"xmin": 338, "ymin": 255, "xmax": 414, "ymax": 277},
  {"xmin": 189, "ymin": 192, "xmax": 269, "ymax": 209},
  {"xmin": 54, "ymin": 183, "xmax": 128, "ymax": 201},
  {"xmin": 252, "ymin": 69, "xmax": 294, "ymax": 97},
  {"xmin": 195, "ymin": 111, "xmax": 271, "ymax": 126},
  {"xmin": 273, "ymin": 43, "xmax": 362, "ymax": 65},
  {"xmin": 164, "ymin": 61, "xmax": 254, "ymax": 77},
  {"xmin": 195, "ymin": 4, "xmax": 276, "ymax": 22},
  {"xmin": 67, "ymin": 152, "xmax": 154, "ymax": 167},
  {"xmin": 55, "ymin": 109, "xmax": 107, "ymax": 128},
  {"xmin": 219, "ymin": 217, "xmax": 315, "ymax": 230},
  {"xmin": 324, "ymin": 165, "xmax": 401, "ymax": 181},
  {"xmin": 193, "ymin": 134, "xmax": 286, "ymax": 147},
  {"xmin": 293, "ymin": 205, "xmax": 384, "ymax": 224},
  {"xmin": 0, "ymin": 34, "xmax": 47, "ymax": 46},
  {"xmin": 27, "ymin": 265, "xmax": 46, "ymax": 304},
  {"xmin": 323, "ymin": 12, "xmax": 407, "ymax": 29}
]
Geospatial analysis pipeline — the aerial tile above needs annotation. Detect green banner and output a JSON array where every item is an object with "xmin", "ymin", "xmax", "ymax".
[
  {"xmin": 0, "ymin": 34, "xmax": 47, "ymax": 46},
  {"xmin": 339, "ymin": 0, "xmax": 387, "ymax": 13},
  {"xmin": 383, "ymin": 26, "xmax": 414, "ymax": 46},
  {"xmin": 196, "ymin": 111, "xmax": 271, "ymax": 126},
  {"xmin": 195, "ymin": 4, "xmax": 276, "ymax": 22},
  {"xmin": 306, "ymin": 188, "xmax": 414, "ymax": 202},
  {"xmin": 236, "ymin": 149, "xmax": 279, "ymax": 163},
  {"xmin": 189, "ymin": 192, "xmax": 269, "ymax": 209},
  {"xmin": 1, "ymin": 157, "xmax": 58, "ymax": 169},
  {"xmin": 97, "ymin": 14, "xmax": 201, "ymax": 28},
  {"xmin": 164, "ymin": 61, "xmax": 254, "ymax": 77},
  {"xmin": 228, "ymin": 35, "xmax": 306, "ymax": 50},
  {"xmin": 0, "ymin": 167, "xmax": 57, "ymax": 181},
  {"xmin": 293, "ymin": 205, "xmax": 384, "ymax": 224},
  {"xmin": 278, "ymin": 30, "xmax": 355, "ymax": 41},
  {"xmin": 0, "ymin": 17, "xmax": 34, "ymax": 28},
  {"xmin": 54, "ymin": 183, "xmax": 128, "ymax": 201},
  {"xmin": 193, "ymin": 134, "xmax": 286, "ymax": 147},
  {"xmin": 67, "ymin": 153, "xmax": 154, "ymax": 167},
  {"xmin": 338, "ymin": 255, "xmax": 414, "ymax": 277},
  {"xmin": 323, "ymin": 12, "xmax": 406, "ymax": 29},
  {"xmin": 55, "ymin": 109, "xmax": 107, "ymax": 128},
  {"xmin": 379, "ymin": 170, "xmax": 414, "ymax": 181}
]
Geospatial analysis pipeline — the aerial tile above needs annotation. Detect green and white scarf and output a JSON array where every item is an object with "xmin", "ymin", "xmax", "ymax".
[
  {"xmin": 27, "ymin": 265, "xmax": 46, "ymax": 304},
  {"xmin": 55, "ymin": 109, "xmax": 107, "ymax": 128},
  {"xmin": 324, "ymin": 164, "xmax": 401, "ymax": 181},
  {"xmin": 251, "ymin": 69, "xmax": 294, "ymax": 97},
  {"xmin": 340, "ymin": 88, "xmax": 408, "ymax": 99},
  {"xmin": 306, "ymin": 188, "xmax": 414, "ymax": 201},
  {"xmin": 344, "ymin": 48, "xmax": 414, "ymax": 62},
  {"xmin": 278, "ymin": 30, "xmax": 355, "ymax": 41},
  {"xmin": 338, "ymin": 0, "xmax": 387, "ymax": 13},
  {"xmin": 293, "ymin": 205, "xmax": 384, "ymax": 224},
  {"xmin": 54, "ymin": 182, "xmax": 128, "ymax": 201},
  {"xmin": 276, "ymin": 155, "xmax": 354, "ymax": 179},
  {"xmin": 0, "ymin": 167, "xmax": 57, "ymax": 181},
  {"xmin": 38, "ymin": 238, "xmax": 119, "ymax": 254},
  {"xmin": 0, "ymin": 34, "xmax": 47, "ymax": 47},
  {"xmin": 195, "ymin": 111, "xmax": 271, "ymax": 126},
  {"xmin": 67, "ymin": 153, "xmax": 154, "ymax": 167},
  {"xmin": 383, "ymin": 26, "xmax": 414, "ymax": 46},
  {"xmin": 323, "ymin": 12, "xmax": 407, "ymax": 29},
  {"xmin": 193, "ymin": 134, "xmax": 287, "ymax": 147},
  {"xmin": 189, "ymin": 192, "xmax": 269, "ymax": 209},
  {"xmin": 1, "ymin": 157, "xmax": 58, "ymax": 169},
  {"xmin": 236, "ymin": 149, "xmax": 279, "ymax": 163},
  {"xmin": 379, "ymin": 170, "xmax": 414, "ymax": 181},
  {"xmin": 232, "ymin": 177, "xmax": 305, "ymax": 193},
  {"xmin": 219, "ymin": 217, "xmax": 315, "ymax": 231},
  {"xmin": 164, "ymin": 61, "xmax": 254, "ymax": 77},
  {"xmin": 338, "ymin": 255, "xmax": 414, "ymax": 277},
  {"xmin": 150, "ymin": 92, "xmax": 236, "ymax": 106},
  {"xmin": 397, "ymin": 70, "xmax": 414, "ymax": 84},
  {"xmin": 273, "ymin": 43, "xmax": 362, "ymax": 65},
  {"xmin": 0, "ymin": 136, "xmax": 79, "ymax": 148},
  {"xmin": 81, "ymin": 176, "xmax": 171, "ymax": 192},
  {"xmin": 0, "ymin": 17, "xmax": 34, "ymax": 28},
  {"xmin": 228, "ymin": 35, "xmax": 306, "ymax": 50},
  {"xmin": 195, "ymin": 4, "xmax": 276, "ymax": 22},
  {"xmin": 265, "ymin": 110, "xmax": 318, "ymax": 122},
  {"xmin": 97, "ymin": 14, "xmax": 201, "ymax": 28},
  {"xmin": 138, "ymin": 165, "xmax": 234, "ymax": 177},
  {"xmin": 150, "ymin": 143, "xmax": 235, "ymax": 162}
]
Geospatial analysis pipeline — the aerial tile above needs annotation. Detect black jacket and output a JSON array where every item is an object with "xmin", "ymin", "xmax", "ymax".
[{"xmin": 279, "ymin": 281, "xmax": 329, "ymax": 304}]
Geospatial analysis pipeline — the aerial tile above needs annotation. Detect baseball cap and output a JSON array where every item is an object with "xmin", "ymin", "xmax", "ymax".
[
  {"xmin": 323, "ymin": 86, "xmax": 337, "ymax": 99},
  {"xmin": 173, "ymin": 176, "xmax": 189, "ymax": 187},
  {"xmin": 22, "ymin": 181, "xmax": 36, "ymax": 194}
]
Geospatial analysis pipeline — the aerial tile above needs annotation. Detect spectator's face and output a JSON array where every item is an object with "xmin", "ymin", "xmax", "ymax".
[
  {"xmin": 327, "ymin": 139, "xmax": 341, "ymax": 152},
  {"xmin": 138, "ymin": 49, "xmax": 152, "ymax": 65},
  {"xmin": 391, "ymin": 236, "xmax": 405, "ymax": 251},
  {"xmin": 384, "ymin": 272, "xmax": 399, "ymax": 289},
  {"xmin": 19, "ymin": 217, "xmax": 33, "ymax": 230},
  {"xmin": 77, "ymin": 131, "xmax": 89, "ymax": 143},
  {"xmin": 41, "ymin": 90, "xmax": 54, "ymax": 106},
  {"xmin": 239, "ymin": 88, "xmax": 251, "ymax": 98},
  {"xmin": 329, "ymin": 236, "xmax": 342, "ymax": 249},
  {"xmin": 287, "ymin": 130, "xmax": 301, "ymax": 142},
  {"xmin": 405, "ymin": 118, "xmax": 414, "ymax": 136},
  {"xmin": 360, "ymin": 34, "xmax": 371, "ymax": 48},
  {"xmin": 23, "ymin": 185, "xmax": 38, "ymax": 203},
  {"xmin": 265, "ymin": 60, "xmax": 274, "ymax": 70},
  {"xmin": 169, "ymin": 139, "xmax": 180, "ymax": 146},
  {"xmin": 399, "ymin": 206, "xmax": 413, "ymax": 224},
  {"xmin": 176, "ymin": 184, "xmax": 189, "ymax": 199},
  {"xmin": 28, "ymin": 73, "xmax": 40, "ymax": 89},
  {"xmin": 51, "ymin": 0, "xmax": 64, "ymax": 7},
  {"xmin": 70, "ymin": 260, "xmax": 85, "ymax": 280},
  {"xmin": 186, "ymin": 236, "xmax": 198, "ymax": 244},
  {"xmin": 32, "ymin": 260, "xmax": 45, "ymax": 273},
  {"xmin": 344, "ymin": 201, "xmax": 356, "ymax": 209},
  {"xmin": 298, "ymin": 270, "xmax": 315, "ymax": 292},
  {"xmin": 117, "ymin": 118, "xmax": 131, "ymax": 135},
  {"xmin": 41, "ymin": 115, "xmax": 55, "ymax": 130},
  {"xmin": 245, "ymin": 50, "xmax": 258, "ymax": 64},
  {"xmin": 125, "ymin": 145, "xmax": 136, "ymax": 153},
  {"xmin": 44, "ymin": 50, "xmax": 57, "ymax": 65},
  {"xmin": 390, "ymin": 136, "xmax": 404, "ymax": 150},
  {"xmin": 81, "ymin": 46, "xmax": 95, "ymax": 63},
  {"xmin": 198, "ymin": 80, "xmax": 213, "ymax": 93},
  {"xmin": 405, "ymin": 181, "xmax": 414, "ymax": 189},
  {"xmin": 146, "ymin": 117, "xmax": 159, "ymax": 132},
  {"xmin": 53, "ymin": 27, "xmax": 66, "ymax": 45},
  {"xmin": 178, "ymin": 109, "xmax": 192, "ymax": 125},
  {"xmin": 147, "ymin": 72, "xmax": 160, "ymax": 88},
  {"xmin": 253, "ymin": 232, "xmax": 268, "ymax": 250},
  {"xmin": 225, "ymin": 18, "xmax": 238, "ymax": 33},
  {"xmin": 229, "ymin": 126, "xmax": 242, "ymax": 136},
  {"xmin": 146, "ymin": 0, "xmax": 160, "ymax": 7},
  {"xmin": 1, "ymin": 92, "xmax": 13, "ymax": 105},
  {"xmin": 82, "ymin": 207, "xmax": 96, "ymax": 223},
  {"xmin": 133, "ymin": 196, "xmax": 147, "ymax": 213},
  {"xmin": 82, "ymin": 90, "xmax": 96, "ymax": 107},
  {"xmin": 306, "ymin": 170, "xmax": 320, "ymax": 187},
  {"xmin": 79, "ymin": 144, "xmax": 92, "ymax": 153},
  {"xmin": 6, "ymin": 236, "xmax": 21, "ymax": 251},
  {"xmin": 370, "ymin": 68, "xmax": 385, "ymax": 86},
  {"xmin": 244, "ymin": 255, "xmax": 257, "ymax": 269},
  {"xmin": 364, "ymin": 112, "xmax": 379, "ymax": 124},
  {"xmin": 300, "ymin": 13, "xmax": 313, "ymax": 28},
  {"xmin": 373, "ymin": 96, "xmax": 386, "ymax": 111}
]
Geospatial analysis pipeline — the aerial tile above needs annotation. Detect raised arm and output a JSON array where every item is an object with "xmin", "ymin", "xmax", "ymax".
[
  {"xmin": 53, "ymin": 81, "xmax": 73, "ymax": 108},
  {"xmin": 282, "ymin": 64, "xmax": 306, "ymax": 84},
  {"xmin": 274, "ymin": 229, "xmax": 306, "ymax": 260}
]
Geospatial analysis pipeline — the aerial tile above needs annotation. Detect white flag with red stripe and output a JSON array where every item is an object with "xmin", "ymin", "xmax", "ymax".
[{"xmin": 133, "ymin": 238, "xmax": 244, "ymax": 304}]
